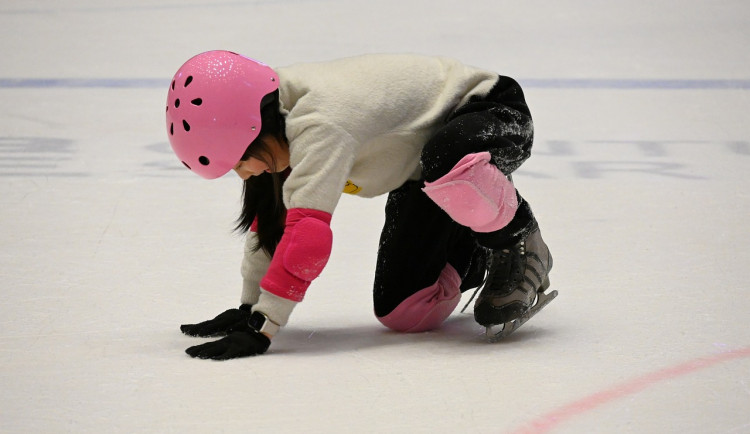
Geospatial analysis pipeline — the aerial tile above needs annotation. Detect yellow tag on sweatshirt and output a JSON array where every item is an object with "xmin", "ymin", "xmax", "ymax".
[{"xmin": 343, "ymin": 180, "xmax": 362, "ymax": 195}]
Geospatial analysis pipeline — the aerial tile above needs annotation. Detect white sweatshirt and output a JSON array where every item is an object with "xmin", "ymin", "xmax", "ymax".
[{"xmin": 242, "ymin": 54, "xmax": 500, "ymax": 326}]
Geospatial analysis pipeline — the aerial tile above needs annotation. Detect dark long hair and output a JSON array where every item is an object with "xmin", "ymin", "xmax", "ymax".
[{"xmin": 234, "ymin": 90, "xmax": 288, "ymax": 256}]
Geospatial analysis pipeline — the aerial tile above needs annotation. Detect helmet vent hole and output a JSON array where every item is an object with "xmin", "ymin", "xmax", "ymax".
[
  {"xmin": 182, "ymin": 161, "xmax": 191, "ymax": 169},
  {"xmin": 182, "ymin": 120, "xmax": 191, "ymax": 131},
  {"xmin": 191, "ymin": 98, "xmax": 202, "ymax": 106},
  {"xmin": 171, "ymin": 80, "xmax": 175, "ymax": 90},
  {"xmin": 170, "ymin": 123, "xmax": 174, "ymax": 135},
  {"xmin": 198, "ymin": 156, "xmax": 210, "ymax": 166},
  {"xmin": 174, "ymin": 99, "xmax": 180, "ymax": 108},
  {"xmin": 184, "ymin": 76, "xmax": 193, "ymax": 87}
]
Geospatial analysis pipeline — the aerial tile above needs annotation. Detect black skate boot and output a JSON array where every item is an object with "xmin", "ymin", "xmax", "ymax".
[{"xmin": 473, "ymin": 223, "xmax": 556, "ymax": 340}]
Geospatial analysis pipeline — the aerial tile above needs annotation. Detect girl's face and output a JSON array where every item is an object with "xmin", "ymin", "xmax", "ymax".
[
  {"xmin": 232, "ymin": 135, "xmax": 290, "ymax": 180},
  {"xmin": 233, "ymin": 157, "xmax": 269, "ymax": 180}
]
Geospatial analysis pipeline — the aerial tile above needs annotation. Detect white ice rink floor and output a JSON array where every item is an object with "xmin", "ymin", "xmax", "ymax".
[{"xmin": 2, "ymin": 1, "xmax": 749, "ymax": 433}]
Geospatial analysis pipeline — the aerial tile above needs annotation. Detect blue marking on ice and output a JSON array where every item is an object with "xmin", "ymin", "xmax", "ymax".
[
  {"xmin": 0, "ymin": 78, "xmax": 168, "ymax": 88},
  {"xmin": 519, "ymin": 78, "xmax": 750, "ymax": 89}
]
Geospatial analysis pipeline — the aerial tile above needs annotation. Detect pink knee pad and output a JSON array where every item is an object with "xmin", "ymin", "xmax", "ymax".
[
  {"xmin": 377, "ymin": 264, "xmax": 462, "ymax": 333},
  {"xmin": 422, "ymin": 152, "xmax": 518, "ymax": 233}
]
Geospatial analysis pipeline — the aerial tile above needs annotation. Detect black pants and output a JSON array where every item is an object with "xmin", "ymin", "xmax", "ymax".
[{"xmin": 373, "ymin": 76, "xmax": 538, "ymax": 318}]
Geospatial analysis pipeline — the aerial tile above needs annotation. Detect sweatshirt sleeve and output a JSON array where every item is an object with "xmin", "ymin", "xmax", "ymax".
[
  {"xmin": 240, "ymin": 231, "xmax": 272, "ymax": 306},
  {"xmin": 241, "ymin": 231, "xmax": 298, "ymax": 329}
]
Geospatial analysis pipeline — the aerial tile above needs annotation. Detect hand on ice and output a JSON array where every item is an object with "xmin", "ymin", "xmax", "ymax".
[
  {"xmin": 180, "ymin": 304, "xmax": 253, "ymax": 337},
  {"xmin": 185, "ymin": 323, "xmax": 271, "ymax": 360}
]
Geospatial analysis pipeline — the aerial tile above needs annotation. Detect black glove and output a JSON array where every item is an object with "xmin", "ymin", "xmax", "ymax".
[
  {"xmin": 185, "ymin": 320, "xmax": 271, "ymax": 360},
  {"xmin": 180, "ymin": 304, "xmax": 253, "ymax": 337}
]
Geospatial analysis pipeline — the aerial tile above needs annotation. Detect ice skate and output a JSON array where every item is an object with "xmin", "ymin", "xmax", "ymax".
[{"xmin": 473, "ymin": 224, "xmax": 556, "ymax": 341}]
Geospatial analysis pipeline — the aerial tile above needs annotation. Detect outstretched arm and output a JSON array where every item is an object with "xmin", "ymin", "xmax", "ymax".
[{"xmin": 184, "ymin": 208, "xmax": 333, "ymax": 360}]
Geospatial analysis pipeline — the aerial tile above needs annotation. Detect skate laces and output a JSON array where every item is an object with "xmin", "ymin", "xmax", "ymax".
[
  {"xmin": 460, "ymin": 247, "xmax": 514, "ymax": 313},
  {"xmin": 461, "ymin": 241, "xmax": 526, "ymax": 313},
  {"xmin": 460, "ymin": 278, "xmax": 484, "ymax": 313}
]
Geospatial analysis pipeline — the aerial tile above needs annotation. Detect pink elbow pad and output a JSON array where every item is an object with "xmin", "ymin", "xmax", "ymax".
[{"xmin": 260, "ymin": 208, "xmax": 333, "ymax": 302}]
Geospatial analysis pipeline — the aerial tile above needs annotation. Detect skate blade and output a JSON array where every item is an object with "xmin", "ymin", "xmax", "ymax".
[{"xmin": 485, "ymin": 289, "xmax": 558, "ymax": 342}]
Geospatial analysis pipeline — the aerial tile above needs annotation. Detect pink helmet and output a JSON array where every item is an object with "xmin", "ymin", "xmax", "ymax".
[{"xmin": 166, "ymin": 50, "xmax": 280, "ymax": 179}]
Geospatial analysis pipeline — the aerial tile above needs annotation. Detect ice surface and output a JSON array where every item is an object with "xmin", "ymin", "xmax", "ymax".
[{"xmin": 1, "ymin": 1, "xmax": 749, "ymax": 433}]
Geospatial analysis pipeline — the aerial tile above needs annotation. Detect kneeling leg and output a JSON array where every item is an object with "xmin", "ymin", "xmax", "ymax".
[{"xmin": 374, "ymin": 181, "xmax": 478, "ymax": 332}]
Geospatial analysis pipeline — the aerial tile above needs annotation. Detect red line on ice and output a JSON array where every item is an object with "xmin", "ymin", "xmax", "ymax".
[{"xmin": 512, "ymin": 346, "xmax": 750, "ymax": 434}]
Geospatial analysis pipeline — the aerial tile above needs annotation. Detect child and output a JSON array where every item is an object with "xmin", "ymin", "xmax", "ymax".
[{"xmin": 167, "ymin": 50, "xmax": 554, "ymax": 360}]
